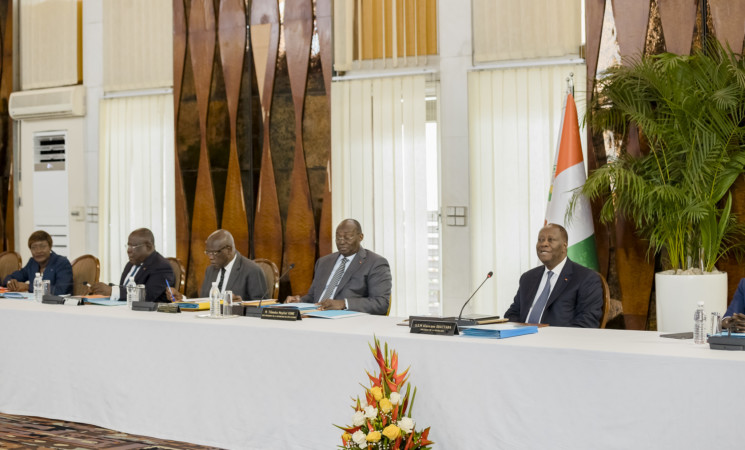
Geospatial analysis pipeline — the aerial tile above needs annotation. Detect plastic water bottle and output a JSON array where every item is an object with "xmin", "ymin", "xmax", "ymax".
[
  {"xmin": 694, "ymin": 301, "xmax": 706, "ymax": 344},
  {"xmin": 33, "ymin": 273, "xmax": 43, "ymax": 303},
  {"xmin": 126, "ymin": 276, "xmax": 137, "ymax": 309},
  {"xmin": 209, "ymin": 282, "xmax": 221, "ymax": 317}
]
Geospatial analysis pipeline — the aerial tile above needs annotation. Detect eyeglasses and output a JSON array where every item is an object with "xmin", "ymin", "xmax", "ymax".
[
  {"xmin": 204, "ymin": 245, "xmax": 229, "ymax": 256},
  {"xmin": 126, "ymin": 243, "xmax": 146, "ymax": 250}
]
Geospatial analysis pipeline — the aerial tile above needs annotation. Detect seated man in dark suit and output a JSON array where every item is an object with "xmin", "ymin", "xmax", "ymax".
[
  {"xmin": 89, "ymin": 228, "xmax": 175, "ymax": 302},
  {"xmin": 286, "ymin": 219, "xmax": 392, "ymax": 315},
  {"xmin": 722, "ymin": 279, "xmax": 745, "ymax": 332},
  {"xmin": 505, "ymin": 223, "xmax": 602, "ymax": 327},
  {"xmin": 197, "ymin": 229, "xmax": 266, "ymax": 301}
]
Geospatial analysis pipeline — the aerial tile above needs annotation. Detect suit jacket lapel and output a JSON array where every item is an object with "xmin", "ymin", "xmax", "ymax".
[
  {"xmin": 523, "ymin": 268, "xmax": 543, "ymax": 320},
  {"xmin": 316, "ymin": 252, "xmax": 340, "ymax": 297},
  {"xmin": 226, "ymin": 254, "xmax": 243, "ymax": 292},
  {"xmin": 546, "ymin": 260, "xmax": 573, "ymax": 308},
  {"xmin": 335, "ymin": 248, "xmax": 367, "ymax": 293}
]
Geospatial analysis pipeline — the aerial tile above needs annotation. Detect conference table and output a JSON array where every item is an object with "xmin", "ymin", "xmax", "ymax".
[{"xmin": 1, "ymin": 299, "xmax": 744, "ymax": 449}]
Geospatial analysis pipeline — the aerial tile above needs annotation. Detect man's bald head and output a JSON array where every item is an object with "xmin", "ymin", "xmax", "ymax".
[{"xmin": 205, "ymin": 229, "xmax": 237, "ymax": 268}]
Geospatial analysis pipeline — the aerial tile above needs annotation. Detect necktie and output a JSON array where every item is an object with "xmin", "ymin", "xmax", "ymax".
[
  {"xmin": 320, "ymin": 258, "xmax": 348, "ymax": 301},
  {"xmin": 217, "ymin": 267, "xmax": 226, "ymax": 291},
  {"xmin": 527, "ymin": 271, "xmax": 553, "ymax": 324}
]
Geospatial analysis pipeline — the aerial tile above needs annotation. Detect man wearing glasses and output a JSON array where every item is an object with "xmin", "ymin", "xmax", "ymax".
[
  {"xmin": 89, "ymin": 228, "xmax": 175, "ymax": 302},
  {"xmin": 196, "ymin": 229, "xmax": 266, "ymax": 301}
]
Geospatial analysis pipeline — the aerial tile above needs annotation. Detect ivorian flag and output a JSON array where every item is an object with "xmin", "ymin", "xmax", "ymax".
[{"xmin": 545, "ymin": 93, "xmax": 599, "ymax": 271}]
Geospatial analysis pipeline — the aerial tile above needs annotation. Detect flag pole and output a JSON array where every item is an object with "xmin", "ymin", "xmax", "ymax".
[{"xmin": 566, "ymin": 72, "xmax": 574, "ymax": 96}]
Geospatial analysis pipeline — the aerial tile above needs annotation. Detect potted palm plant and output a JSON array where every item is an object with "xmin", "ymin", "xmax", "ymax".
[{"xmin": 576, "ymin": 43, "xmax": 745, "ymax": 331}]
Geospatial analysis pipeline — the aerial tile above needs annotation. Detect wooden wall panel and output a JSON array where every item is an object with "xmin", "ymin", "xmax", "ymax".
[
  {"xmin": 657, "ymin": 0, "xmax": 697, "ymax": 55},
  {"xmin": 173, "ymin": 0, "xmax": 190, "ymax": 283},
  {"xmin": 251, "ymin": 0, "xmax": 283, "ymax": 272},
  {"xmin": 187, "ymin": 0, "xmax": 219, "ymax": 296},
  {"xmin": 585, "ymin": 0, "xmax": 609, "ymax": 279},
  {"xmin": 710, "ymin": 0, "xmax": 745, "ymax": 54},
  {"xmin": 218, "ymin": 0, "xmax": 249, "ymax": 256},
  {"xmin": 318, "ymin": 0, "xmax": 333, "ymax": 257},
  {"xmin": 283, "ymin": 0, "xmax": 317, "ymax": 295}
]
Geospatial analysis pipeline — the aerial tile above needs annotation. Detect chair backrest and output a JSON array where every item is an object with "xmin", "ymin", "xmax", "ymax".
[
  {"xmin": 0, "ymin": 251, "xmax": 22, "ymax": 282},
  {"xmin": 254, "ymin": 258, "xmax": 279, "ymax": 299},
  {"xmin": 71, "ymin": 254, "xmax": 100, "ymax": 295},
  {"xmin": 166, "ymin": 257, "xmax": 186, "ymax": 295},
  {"xmin": 598, "ymin": 272, "xmax": 611, "ymax": 329}
]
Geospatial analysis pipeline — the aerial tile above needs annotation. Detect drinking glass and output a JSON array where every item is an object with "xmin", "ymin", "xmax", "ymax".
[{"xmin": 223, "ymin": 290, "xmax": 233, "ymax": 316}]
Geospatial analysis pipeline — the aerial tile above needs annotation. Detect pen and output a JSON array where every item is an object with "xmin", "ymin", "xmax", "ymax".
[{"xmin": 165, "ymin": 279, "xmax": 176, "ymax": 302}]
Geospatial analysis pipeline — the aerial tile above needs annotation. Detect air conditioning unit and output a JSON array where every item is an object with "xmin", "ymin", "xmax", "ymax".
[{"xmin": 9, "ymin": 85, "xmax": 86, "ymax": 120}]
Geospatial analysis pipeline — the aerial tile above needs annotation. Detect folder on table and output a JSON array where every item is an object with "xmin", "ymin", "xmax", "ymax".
[{"xmin": 459, "ymin": 323, "xmax": 538, "ymax": 339}]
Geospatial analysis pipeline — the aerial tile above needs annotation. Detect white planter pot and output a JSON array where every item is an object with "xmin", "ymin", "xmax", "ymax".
[{"xmin": 655, "ymin": 272, "xmax": 728, "ymax": 332}]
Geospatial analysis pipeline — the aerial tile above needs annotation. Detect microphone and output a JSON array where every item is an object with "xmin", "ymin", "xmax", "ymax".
[{"xmin": 456, "ymin": 271, "xmax": 493, "ymax": 326}]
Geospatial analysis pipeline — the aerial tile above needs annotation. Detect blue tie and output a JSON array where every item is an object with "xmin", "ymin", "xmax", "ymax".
[{"xmin": 527, "ymin": 271, "xmax": 553, "ymax": 323}]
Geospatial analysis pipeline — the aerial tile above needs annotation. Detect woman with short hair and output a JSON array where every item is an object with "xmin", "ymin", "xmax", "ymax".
[{"xmin": 3, "ymin": 230, "xmax": 73, "ymax": 295}]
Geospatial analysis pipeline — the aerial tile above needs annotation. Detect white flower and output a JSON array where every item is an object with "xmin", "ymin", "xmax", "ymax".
[
  {"xmin": 352, "ymin": 410, "xmax": 365, "ymax": 426},
  {"xmin": 398, "ymin": 416, "xmax": 415, "ymax": 434},
  {"xmin": 364, "ymin": 405, "xmax": 377, "ymax": 419},
  {"xmin": 352, "ymin": 430, "xmax": 367, "ymax": 447},
  {"xmin": 389, "ymin": 392, "xmax": 401, "ymax": 405}
]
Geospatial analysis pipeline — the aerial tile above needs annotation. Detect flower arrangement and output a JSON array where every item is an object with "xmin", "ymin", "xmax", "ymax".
[{"xmin": 336, "ymin": 337, "xmax": 433, "ymax": 449}]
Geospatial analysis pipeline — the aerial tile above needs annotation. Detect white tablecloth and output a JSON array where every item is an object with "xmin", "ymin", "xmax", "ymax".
[{"xmin": 1, "ymin": 299, "xmax": 744, "ymax": 449}]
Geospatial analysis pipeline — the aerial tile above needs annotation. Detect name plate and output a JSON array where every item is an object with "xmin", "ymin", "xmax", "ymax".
[
  {"xmin": 132, "ymin": 301, "xmax": 158, "ymax": 311},
  {"xmin": 261, "ymin": 307, "xmax": 301, "ymax": 321},
  {"xmin": 410, "ymin": 319, "xmax": 459, "ymax": 336},
  {"xmin": 64, "ymin": 298, "xmax": 84, "ymax": 306},
  {"xmin": 157, "ymin": 303, "xmax": 181, "ymax": 313}
]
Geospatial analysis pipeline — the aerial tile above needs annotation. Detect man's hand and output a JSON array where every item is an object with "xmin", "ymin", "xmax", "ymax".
[
  {"xmin": 168, "ymin": 287, "xmax": 183, "ymax": 302},
  {"xmin": 285, "ymin": 295, "xmax": 301, "ymax": 303},
  {"xmin": 318, "ymin": 299, "xmax": 345, "ymax": 311},
  {"xmin": 232, "ymin": 294, "xmax": 243, "ymax": 302},
  {"xmin": 89, "ymin": 282, "xmax": 113, "ymax": 296},
  {"xmin": 6, "ymin": 279, "xmax": 29, "ymax": 292},
  {"xmin": 722, "ymin": 313, "xmax": 745, "ymax": 333}
]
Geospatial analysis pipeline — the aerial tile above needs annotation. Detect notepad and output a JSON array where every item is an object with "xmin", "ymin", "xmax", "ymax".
[
  {"xmin": 304, "ymin": 310, "xmax": 367, "ymax": 319},
  {"xmin": 460, "ymin": 323, "xmax": 538, "ymax": 339}
]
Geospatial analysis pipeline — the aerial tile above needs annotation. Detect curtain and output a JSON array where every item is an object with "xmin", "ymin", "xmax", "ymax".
[
  {"xmin": 20, "ymin": 0, "xmax": 80, "ymax": 90},
  {"xmin": 103, "ymin": 0, "xmax": 173, "ymax": 92},
  {"xmin": 331, "ymin": 75, "xmax": 430, "ymax": 317},
  {"xmin": 472, "ymin": 0, "xmax": 581, "ymax": 63},
  {"xmin": 98, "ymin": 94, "xmax": 176, "ymax": 283},
  {"xmin": 334, "ymin": 0, "xmax": 437, "ymax": 71},
  {"xmin": 467, "ymin": 64, "xmax": 586, "ymax": 316}
]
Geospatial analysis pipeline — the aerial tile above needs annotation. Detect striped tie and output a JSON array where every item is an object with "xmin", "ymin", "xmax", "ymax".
[{"xmin": 320, "ymin": 258, "xmax": 348, "ymax": 301}]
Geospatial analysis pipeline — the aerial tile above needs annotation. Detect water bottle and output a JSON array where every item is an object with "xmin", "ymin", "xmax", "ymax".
[
  {"xmin": 209, "ymin": 282, "xmax": 221, "ymax": 317},
  {"xmin": 126, "ymin": 276, "xmax": 137, "ymax": 309},
  {"xmin": 33, "ymin": 272, "xmax": 43, "ymax": 303},
  {"xmin": 693, "ymin": 301, "xmax": 706, "ymax": 344}
]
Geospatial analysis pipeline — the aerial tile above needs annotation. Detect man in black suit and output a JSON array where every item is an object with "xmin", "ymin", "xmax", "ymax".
[
  {"xmin": 197, "ymin": 229, "xmax": 266, "ymax": 301},
  {"xmin": 504, "ymin": 223, "xmax": 602, "ymax": 327},
  {"xmin": 89, "ymin": 228, "xmax": 175, "ymax": 303},
  {"xmin": 286, "ymin": 219, "xmax": 392, "ymax": 315}
]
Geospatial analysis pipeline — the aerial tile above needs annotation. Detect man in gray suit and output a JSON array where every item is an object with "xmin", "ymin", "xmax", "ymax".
[
  {"xmin": 286, "ymin": 219, "xmax": 392, "ymax": 315},
  {"xmin": 198, "ymin": 229, "xmax": 267, "ymax": 301}
]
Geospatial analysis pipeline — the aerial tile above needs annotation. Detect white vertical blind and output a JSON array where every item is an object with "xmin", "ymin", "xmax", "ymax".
[
  {"xmin": 467, "ymin": 64, "xmax": 586, "ymax": 316},
  {"xmin": 98, "ymin": 94, "xmax": 176, "ymax": 283},
  {"xmin": 20, "ymin": 0, "xmax": 80, "ymax": 90},
  {"xmin": 331, "ymin": 75, "xmax": 430, "ymax": 317},
  {"xmin": 472, "ymin": 0, "xmax": 582, "ymax": 63},
  {"xmin": 103, "ymin": 0, "xmax": 173, "ymax": 92}
]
